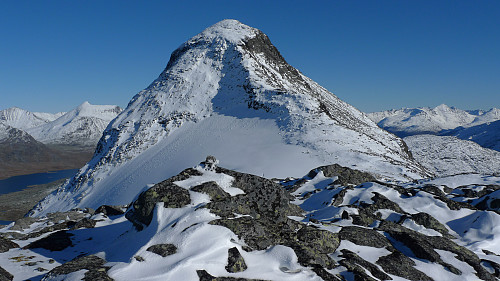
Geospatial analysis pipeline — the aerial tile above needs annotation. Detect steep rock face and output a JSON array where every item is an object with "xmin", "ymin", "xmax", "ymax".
[{"xmin": 31, "ymin": 19, "xmax": 428, "ymax": 216}]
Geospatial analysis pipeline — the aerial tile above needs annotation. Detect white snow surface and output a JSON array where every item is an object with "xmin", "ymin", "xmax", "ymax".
[
  {"xmin": 26, "ymin": 102, "xmax": 121, "ymax": 146},
  {"xmin": 0, "ymin": 107, "xmax": 64, "ymax": 131},
  {"xmin": 368, "ymin": 104, "xmax": 500, "ymax": 136},
  {"xmin": 404, "ymin": 134, "xmax": 500, "ymax": 177},
  {"xmin": 2, "ymin": 164, "xmax": 500, "ymax": 280},
  {"xmin": 32, "ymin": 19, "xmax": 428, "ymax": 216}
]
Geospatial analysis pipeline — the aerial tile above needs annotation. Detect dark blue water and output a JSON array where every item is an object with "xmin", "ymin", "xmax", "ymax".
[{"xmin": 0, "ymin": 169, "xmax": 78, "ymax": 196}]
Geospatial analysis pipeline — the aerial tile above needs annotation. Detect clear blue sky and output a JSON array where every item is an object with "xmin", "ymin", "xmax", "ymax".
[{"xmin": 1, "ymin": 0, "xmax": 499, "ymax": 113}]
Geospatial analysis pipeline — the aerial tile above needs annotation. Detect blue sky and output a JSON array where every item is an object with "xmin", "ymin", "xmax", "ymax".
[{"xmin": 1, "ymin": 1, "xmax": 499, "ymax": 113}]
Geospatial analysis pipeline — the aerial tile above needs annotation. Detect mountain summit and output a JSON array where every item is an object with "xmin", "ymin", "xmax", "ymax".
[{"xmin": 32, "ymin": 20, "xmax": 428, "ymax": 215}]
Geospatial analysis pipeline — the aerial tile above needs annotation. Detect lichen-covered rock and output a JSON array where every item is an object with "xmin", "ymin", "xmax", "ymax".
[
  {"xmin": 42, "ymin": 255, "xmax": 112, "ymax": 281},
  {"xmin": 146, "ymin": 244, "xmax": 177, "ymax": 257},
  {"xmin": 310, "ymin": 164, "xmax": 376, "ymax": 186},
  {"xmin": 378, "ymin": 220, "xmax": 495, "ymax": 281},
  {"xmin": 71, "ymin": 218, "xmax": 97, "ymax": 230},
  {"xmin": 339, "ymin": 249, "xmax": 392, "ymax": 280},
  {"xmin": 410, "ymin": 212, "xmax": 452, "ymax": 237},
  {"xmin": 225, "ymin": 247, "xmax": 247, "ymax": 273},
  {"xmin": 24, "ymin": 230, "xmax": 73, "ymax": 251},
  {"xmin": 0, "ymin": 237, "xmax": 19, "ymax": 253},
  {"xmin": 376, "ymin": 251, "xmax": 433, "ymax": 281},
  {"xmin": 126, "ymin": 178, "xmax": 191, "ymax": 229},
  {"xmin": 191, "ymin": 181, "xmax": 230, "ymax": 201},
  {"xmin": 339, "ymin": 226, "xmax": 393, "ymax": 249}
]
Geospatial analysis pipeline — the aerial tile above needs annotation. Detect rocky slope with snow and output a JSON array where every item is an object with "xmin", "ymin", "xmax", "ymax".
[
  {"xmin": 404, "ymin": 135, "xmax": 500, "ymax": 177},
  {"xmin": 1, "ymin": 159, "xmax": 499, "ymax": 280},
  {"xmin": 441, "ymin": 120, "xmax": 500, "ymax": 152},
  {"xmin": 31, "ymin": 20, "xmax": 429, "ymax": 216},
  {"xmin": 25, "ymin": 102, "xmax": 122, "ymax": 147},
  {"xmin": 368, "ymin": 104, "xmax": 500, "ymax": 137}
]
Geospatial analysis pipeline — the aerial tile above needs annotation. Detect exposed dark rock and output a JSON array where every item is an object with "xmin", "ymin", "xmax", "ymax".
[
  {"xmin": 201, "ymin": 155, "xmax": 219, "ymax": 170},
  {"xmin": 197, "ymin": 269, "xmax": 266, "ymax": 281},
  {"xmin": 341, "ymin": 210, "xmax": 349, "ymax": 220},
  {"xmin": 42, "ymin": 255, "xmax": 112, "ymax": 281},
  {"xmin": 339, "ymin": 226, "xmax": 392, "ymax": 249},
  {"xmin": 24, "ymin": 230, "xmax": 73, "ymax": 251},
  {"xmin": 311, "ymin": 164, "xmax": 376, "ymax": 186},
  {"xmin": 351, "ymin": 209, "xmax": 377, "ymax": 227},
  {"xmin": 0, "ymin": 237, "xmax": 19, "ymax": 253},
  {"xmin": 207, "ymin": 169, "xmax": 301, "ymax": 222},
  {"xmin": 0, "ymin": 266, "xmax": 13, "ymax": 281},
  {"xmin": 331, "ymin": 186, "xmax": 354, "ymax": 206},
  {"xmin": 365, "ymin": 192, "xmax": 406, "ymax": 215},
  {"xmin": 95, "ymin": 205, "xmax": 125, "ymax": 216},
  {"xmin": 379, "ymin": 221, "xmax": 495, "ymax": 281},
  {"xmin": 421, "ymin": 185, "xmax": 474, "ymax": 211},
  {"xmin": 71, "ymin": 218, "xmax": 97, "ymax": 230},
  {"xmin": 376, "ymin": 251, "xmax": 433, "ymax": 281},
  {"xmin": 339, "ymin": 249, "xmax": 392, "ymax": 280},
  {"xmin": 410, "ymin": 212, "xmax": 452, "ymax": 237},
  {"xmin": 9, "ymin": 217, "xmax": 38, "ymax": 231},
  {"xmin": 126, "ymin": 177, "xmax": 191, "ymax": 229},
  {"xmin": 225, "ymin": 247, "xmax": 247, "ymax": 273},
  {"xmin": 206, "ymin": 168, "xmax": 338, "ymax": 269},
  {"xmin": 191, "ymin": 181, "xmax": 230, "ymax": 201},
  {"xmin": 46, "ymin": 211, "xmax": 86, "ymax": 223},
  {"xmin": 292, "ymin": 226, "xmax": 339, "ymax": 269},
  {"xmin": 146, "ymin": 244, "xmax": 177, "ymax": 257},
  {"xmin": 19, "ymin": 220, "xmax": 76, "ymax": 241}
]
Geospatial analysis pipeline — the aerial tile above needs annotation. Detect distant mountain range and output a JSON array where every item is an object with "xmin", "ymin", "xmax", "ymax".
[
  {"xmin": 369, "ymin": 104, "xmax": 500, "ymax": 152},
  {"xmin": 0, "ymin": 102, "xmax": 121, "ymax": 178}
]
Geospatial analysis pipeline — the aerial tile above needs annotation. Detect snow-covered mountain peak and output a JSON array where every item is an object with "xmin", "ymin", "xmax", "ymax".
[
  {"xmin": 32, "ymin": 20, "xmax": 429, "ymax": 215},
  {"xmin": 0, "ymin": 106, "xmax": 64, "ymax": 131},
  {"xmin": 190, "ymin": 19, "xmax": 257, "ymax": 44},
  {"xmin": 26, "ymin": 102, "xmax": 121, "ymax": 147}
]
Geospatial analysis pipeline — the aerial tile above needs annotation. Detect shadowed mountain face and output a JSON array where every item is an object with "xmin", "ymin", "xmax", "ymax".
[
  {"xmin": 0, "ymin": 123, "xmax": 93, "ymax": 179},
  {"xmin": 32, "ymin": 19, "xmax": 428, "ymax": 216}
]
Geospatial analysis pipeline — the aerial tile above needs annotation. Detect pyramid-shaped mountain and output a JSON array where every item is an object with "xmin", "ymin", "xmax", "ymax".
[{"xmin": 31, "ymin": 20, "xmax": 429, "ymax": 215}]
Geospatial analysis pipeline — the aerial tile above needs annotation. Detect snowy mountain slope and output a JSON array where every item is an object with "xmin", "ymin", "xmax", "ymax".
[
  {"xmin": 26, "ymin": 102, "xmax": 122, "ymax": 147},
  {"xmin": 404, "ymin": 135, "xmax": 500, "ymax": 177},
  {"xmin": 441, "ymin": 120, "xmax": 500, "ymax": 152},
  {"xmin": 0, "ymin": 107, "xmax": 64, "ymax": 131},
  {"xmin": 3, "ymin": 161, "xmax": 500, "ymax": 280},
  {"xmin": 31, "ymin": 19, "xmax": 429, "ymax": 215},
  {"xmin": 368, "ymin": 104, "xmax": 500, "ymax": 137}
]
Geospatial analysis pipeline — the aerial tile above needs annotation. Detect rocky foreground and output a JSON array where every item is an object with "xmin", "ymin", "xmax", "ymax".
[{"xmin": 0, "ymin": 157, "xmax": 499, "ymax": 280}]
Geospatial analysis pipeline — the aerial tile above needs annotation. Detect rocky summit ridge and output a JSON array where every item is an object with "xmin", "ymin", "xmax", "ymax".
[
  {"xmin": 31, "ymin": 19, "xmax": 429, "ymax": 216},
  {"xmin": 1, "ymin": 158, "xmax": 499, "ymax": 280}
]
